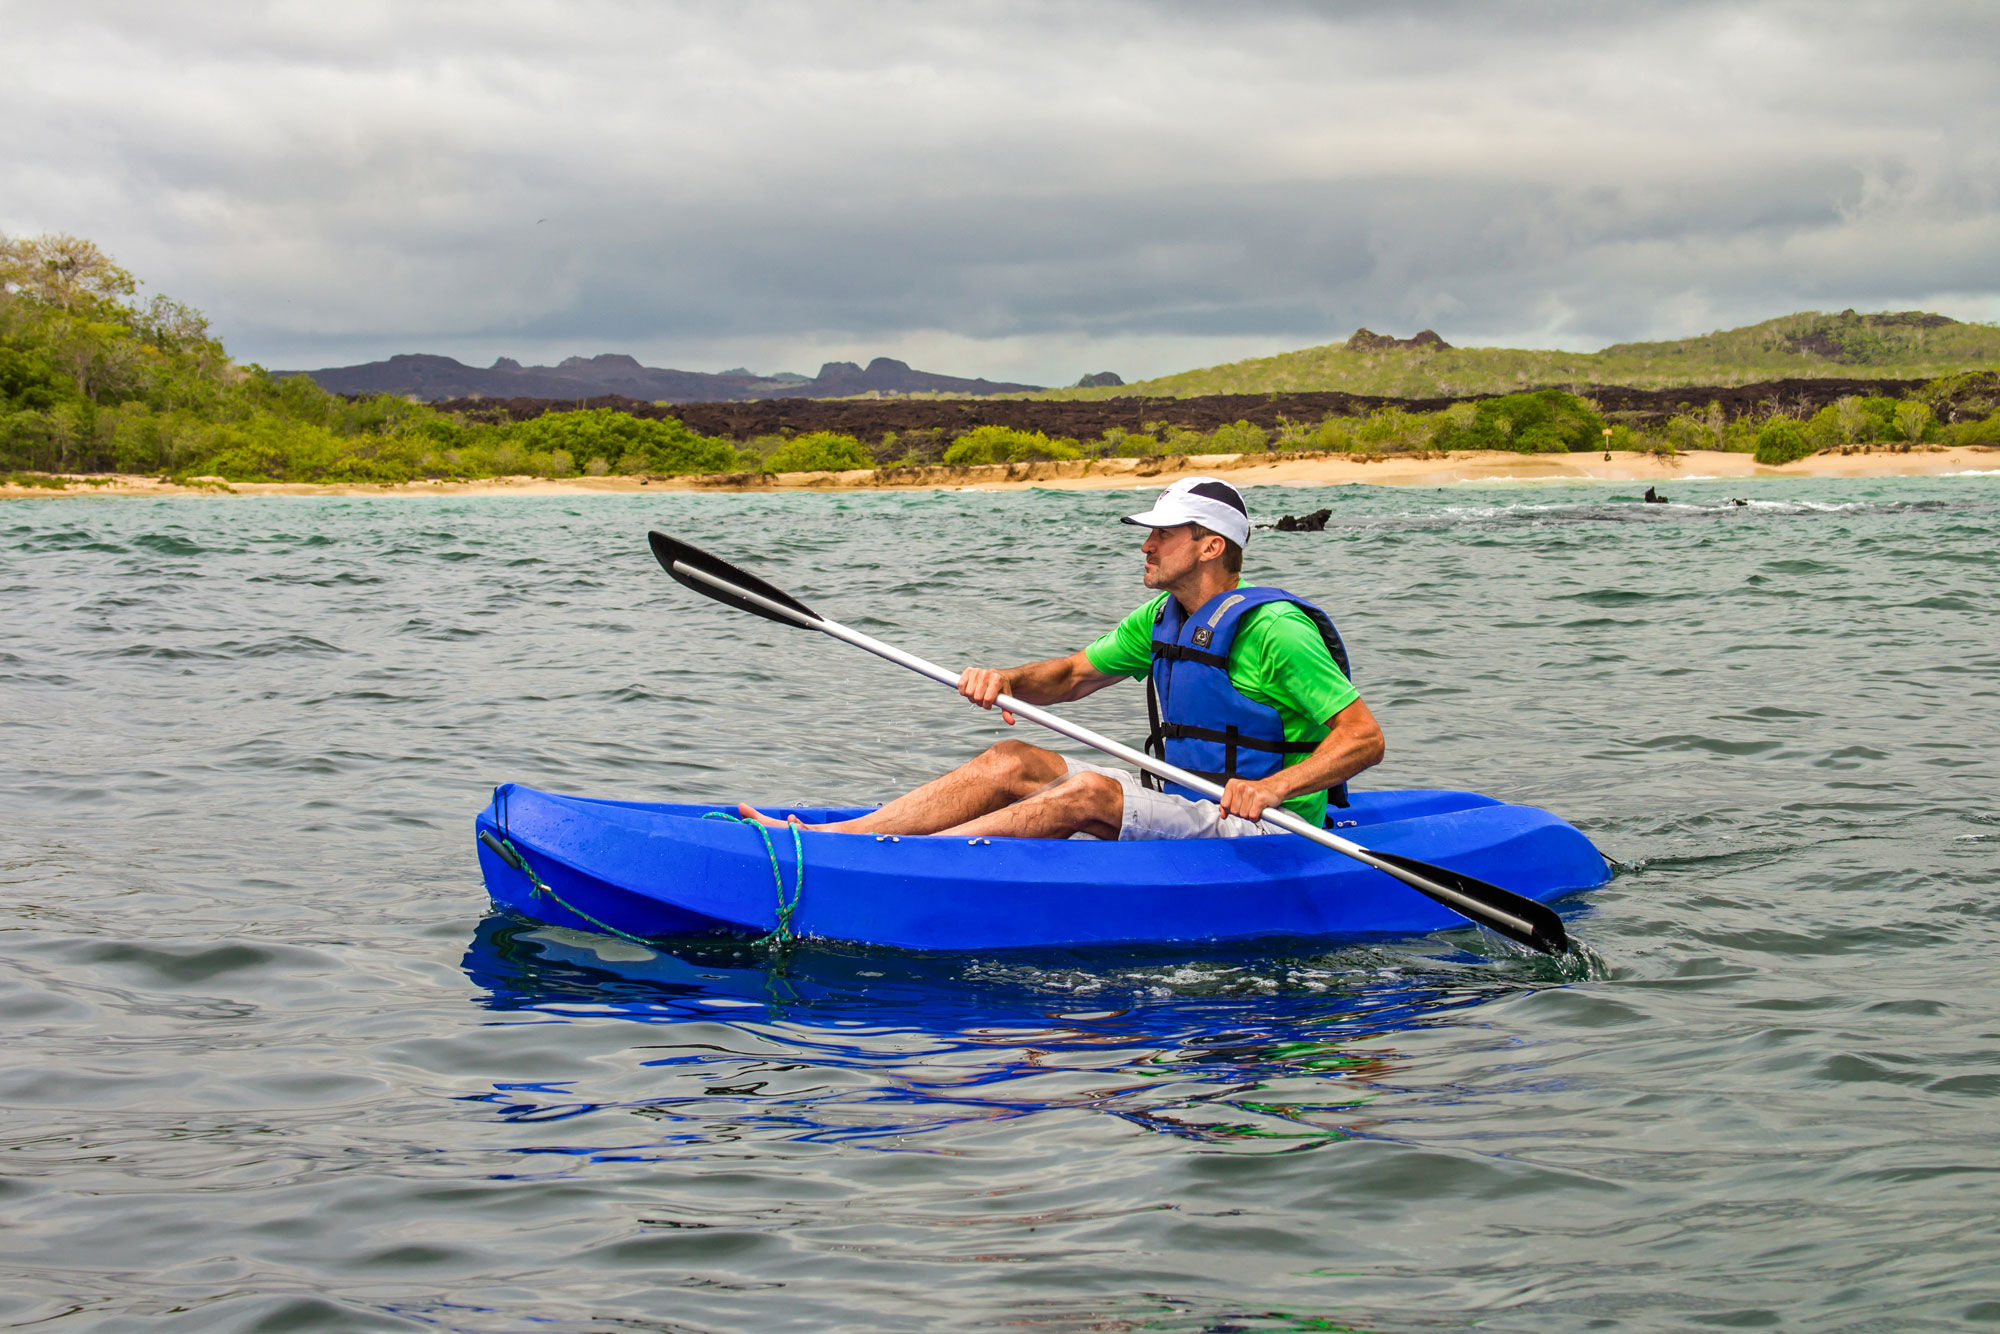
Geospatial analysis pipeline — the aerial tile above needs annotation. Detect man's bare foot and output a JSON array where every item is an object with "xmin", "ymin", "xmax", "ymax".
[{"xmin": 736, "ymin": 803, "xmax": 814, "ymax": 830}]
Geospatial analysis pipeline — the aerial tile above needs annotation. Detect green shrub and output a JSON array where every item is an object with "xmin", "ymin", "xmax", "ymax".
[
  {"xmin": 1803, "ymin": 394, "xmax": 1900, "ymax": 448},
  {"xmin": 506, "ymin": 407, "xmax": 735, "ymax": 475},
  {"xmin": 1892, "ymin": 400, "xmax": 1934, "ymax": 442},
  {"xmin": 943, "ymin": 425, "xmax": 1082, "ymax": 465},
  {"xmin": 1356, "ymin": 407, "xmax": 1431, "ymax": 450},
  {"xmin": 1753, "ymin": 418, "xmax": 1816, "ymax": 465},
  {"xmin": 1720, "ymin": 419, "xmax": 1760, "ymax": 453},
  {"xmin": 1430, "ymin": 390, "xmax": 1607, "ymax": 453},
  {"xmin": 1208, "ymin": 419, "xmax": 1270, "ymax": 454},
  {"xmin": 1947, "ymin": 412, "xmax": 2000, "ymax": 446},
  {"xmin": 1301, "ymin": 416, "xmax": 1362, "ymax": 452},
  {"xmin": 763, "ymin": 431, "xmax": 872, "ymax": 472},
  {"xmin": 1026, "ymin": 436, "xmax": 1085, "ymax": 461},
  {"xmin": 1097, "ymin": 428, "xmax": 1164, "ymax": 457},
  {"xmin": 1663, "ymin": 402, "xmax": 1725, "ymax": 451}
]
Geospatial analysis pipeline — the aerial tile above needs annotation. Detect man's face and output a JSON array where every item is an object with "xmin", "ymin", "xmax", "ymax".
[{"xmin": 1141, "ymin": 524, "xmax": 1207, "ymax": 589}]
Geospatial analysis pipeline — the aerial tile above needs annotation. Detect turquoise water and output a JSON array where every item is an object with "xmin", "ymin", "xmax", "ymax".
[{"xmin": 3, "ymin": 476, "xmax": 1997, "ymax": 1331}]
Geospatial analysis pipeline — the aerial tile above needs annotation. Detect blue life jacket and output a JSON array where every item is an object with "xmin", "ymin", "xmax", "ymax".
[{"xmin": 1144, "ymin": 587, "xmax": 1354, "ymax": 812}]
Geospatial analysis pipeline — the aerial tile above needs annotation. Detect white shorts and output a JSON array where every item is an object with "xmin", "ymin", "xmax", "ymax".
[{"xmin": 1062, "ymin": 758, "xmax": 1286, "ymax": 841}]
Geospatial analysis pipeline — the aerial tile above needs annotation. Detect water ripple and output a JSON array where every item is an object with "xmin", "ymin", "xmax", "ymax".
[{"xmin": 1, "ymin": 477, "xmax": 1996, "ymax": 1330}]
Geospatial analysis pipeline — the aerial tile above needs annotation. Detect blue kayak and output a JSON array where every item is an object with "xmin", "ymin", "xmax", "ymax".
[{"xmin": 474, "ymin": 782, "xmax": 1610, "ymax": 950}]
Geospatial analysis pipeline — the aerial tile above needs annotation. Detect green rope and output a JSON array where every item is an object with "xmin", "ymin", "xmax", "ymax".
[
  {"xmin": 496, "ymin": 836, "xmax": 658, "ymax": 950},
  {"xmin": 494, "ymin": 814, "xmax": 804, "ymax": 951},
  {"xmin": 701, "ymin": 812, "xmax": 806, "ymax": 947}
]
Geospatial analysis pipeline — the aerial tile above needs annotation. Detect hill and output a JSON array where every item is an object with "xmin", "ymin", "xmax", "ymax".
[
  {"xmin": 1041, "ymin": 311, "xmax": 2000, "ymax": 400},
  {"xmin": 9, "ymin": 231, "xmax": 1999, "ymax": 487},
  {"xmin": 282, "ymin": 352, "xmax": 1041, "ymax": 402}
]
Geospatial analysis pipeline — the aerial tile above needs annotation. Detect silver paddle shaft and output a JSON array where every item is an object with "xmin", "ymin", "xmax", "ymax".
[{"xmin": 673, "ymin": 561, "xmax": 1534, "ymax": 936}]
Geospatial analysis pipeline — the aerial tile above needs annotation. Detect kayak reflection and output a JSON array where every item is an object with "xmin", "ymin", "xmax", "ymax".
[{"xmin": 458, "ymin": 913, "xmax": 1577, "ymax": 1158}]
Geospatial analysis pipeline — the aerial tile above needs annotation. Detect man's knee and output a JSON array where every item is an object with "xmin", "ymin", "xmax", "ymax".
[
  {"xmin": 1048, "ymin": 770, "xmax": 1123, "ymax": 824},
  {"xmin": 980, "ymin": 738, "xmax": 1066, "ymax": 793}
]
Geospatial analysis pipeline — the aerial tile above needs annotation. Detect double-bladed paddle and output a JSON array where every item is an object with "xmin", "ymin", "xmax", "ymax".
[{"xmin": 649, "ymin": 531, "xmax": 1572, "ymax": 955}]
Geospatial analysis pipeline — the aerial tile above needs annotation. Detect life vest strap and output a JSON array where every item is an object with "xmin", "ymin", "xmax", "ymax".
[
  {"xmin": 1150, "ymin": 641, "xmax": 1230, "ymax": 668},
  {"xmin": 1156, "ymin": 721, "xmax": 1299, "ymax": 754}
]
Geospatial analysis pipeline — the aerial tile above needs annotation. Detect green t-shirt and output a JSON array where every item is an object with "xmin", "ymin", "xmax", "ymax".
[{"xmin": 1084, "ymin": 592, "xmax": 1359, "ymax": 825}]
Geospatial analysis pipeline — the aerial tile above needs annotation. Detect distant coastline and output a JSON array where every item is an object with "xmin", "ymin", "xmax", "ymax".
[
  {"xmin": 6, "ymin": 234, "xmax": 1997, "ymax": 492},
  {"xmin": 9, "ymin": 445, "xmax": 1993, "ymax": 501}
]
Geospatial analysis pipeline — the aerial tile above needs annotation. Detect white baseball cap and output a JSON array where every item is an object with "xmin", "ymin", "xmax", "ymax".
[{"xmin": 1121, "ymin": 476, "xmax": 1251, "ymax": 547}]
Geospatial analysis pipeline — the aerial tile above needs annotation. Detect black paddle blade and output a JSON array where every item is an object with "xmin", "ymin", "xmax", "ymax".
[
  {"xmin": 648, "ymin": 532, "xmax": 823, "ymax": 629},
  {"xmin": 1367, "ymin": 849, "xmax": 1572, "ymax": 955}
]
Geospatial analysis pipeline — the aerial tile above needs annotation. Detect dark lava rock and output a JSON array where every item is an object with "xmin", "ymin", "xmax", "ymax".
[
  {"xmin": 1346, "ymin": 328, "xmax": 1452, "ymax": 352},
  {"xmin": 1272, "ymin": 508, "xmax": 1333, "ymax": 532},
  {"xmin": 431, "ymin": 374, "xmax": 1942, "ymax": 444},
  {"xmin": 1643, "ymin": 486, "xmax": 1667, "ymax": 504}
]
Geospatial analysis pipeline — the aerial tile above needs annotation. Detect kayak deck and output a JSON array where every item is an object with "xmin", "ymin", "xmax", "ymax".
[{"xmin": 475, "ymin": 783, "xmax": 1610, "ymax": 951}]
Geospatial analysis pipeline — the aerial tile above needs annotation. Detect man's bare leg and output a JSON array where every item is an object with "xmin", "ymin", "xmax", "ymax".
[
  {"xmin": 938, "ymin": 769, "xmax": 1124, "ymax": 842},
  {"xmin": 737, "ymin": 738, "xmax": 1069, "ymax": 835}
]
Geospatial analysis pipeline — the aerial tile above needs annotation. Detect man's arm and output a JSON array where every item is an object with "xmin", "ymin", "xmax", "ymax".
[
  {"xmin": 1217, "ymin": 697, "xmax": 1386, "ymax": 822},
  {"xmin": 958, "ymin": 651, "xmax": 1121, "ymax": 724}
]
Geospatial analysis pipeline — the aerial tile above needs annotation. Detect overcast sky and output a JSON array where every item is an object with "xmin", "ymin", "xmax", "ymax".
[{"xmin": 4, "ymin": 1, "xmax": 1996, "ymax": 384}]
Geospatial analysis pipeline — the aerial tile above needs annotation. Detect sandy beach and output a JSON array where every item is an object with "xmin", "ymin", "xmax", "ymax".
[{"xmin": 6, "ymin": 444, "xmax": 1995, "ymax": 501}]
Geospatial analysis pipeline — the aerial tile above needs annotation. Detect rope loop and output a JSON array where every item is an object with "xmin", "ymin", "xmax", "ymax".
[{"xmin": 701, "ymin": 811, "xmax": 806, "ymax": 947}]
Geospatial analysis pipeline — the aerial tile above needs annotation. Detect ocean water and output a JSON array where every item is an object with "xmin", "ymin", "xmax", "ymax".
[{"xmin": 2, "ymin": 476, "xmax": 1997, "ymax": 1332}]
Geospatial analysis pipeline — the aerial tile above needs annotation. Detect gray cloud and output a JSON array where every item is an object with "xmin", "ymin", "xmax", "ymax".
[{"xmin": 3, "ymin": 0, "xmax": 1996, "ymax": 383}]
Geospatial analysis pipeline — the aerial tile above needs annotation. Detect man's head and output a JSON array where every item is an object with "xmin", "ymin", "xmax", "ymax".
[{"xmin": 1123, "ymin": 476, "xmax": 1249, "ymax": 589}]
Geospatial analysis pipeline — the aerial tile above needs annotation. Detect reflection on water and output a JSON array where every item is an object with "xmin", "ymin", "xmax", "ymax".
[{"xmin": 460, "ymin": 914, "xmax": 1593, "ymax": 1160}]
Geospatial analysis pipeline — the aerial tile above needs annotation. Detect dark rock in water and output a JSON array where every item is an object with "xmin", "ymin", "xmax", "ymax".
[
  {"xmin": 1732, "ymin": 498, "xmax": 1748, "ymax": 506},
  {"xmin": 1346, "ymin": 328, "xmax": 1452, "ymax": 353},
  {"xmin": 1273, "ymin": 508, "xmax": 1333, "ymax": 532},
  {"xmin": 1075, "ymin": 371, "xmax": 1125, "ymax": 388},
  {"xmin": 1643, "ymin": 486, "xmax": 1668, "ymax": 504}
]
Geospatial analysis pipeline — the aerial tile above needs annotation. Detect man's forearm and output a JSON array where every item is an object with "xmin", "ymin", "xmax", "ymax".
[
  {"xmin": 1002, "ymin": 654, "xmax": 1096, "ymax": 705},
  {"xmin": 957, "ymin": 650, "xmax": 1114, "ymax": 719},
  {"xmin": 1264, "ymin": 701, "xmax": 1386, "ymax": 802}
]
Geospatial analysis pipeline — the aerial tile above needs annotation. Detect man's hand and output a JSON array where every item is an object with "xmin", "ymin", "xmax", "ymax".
[
  {"xmin": 1219, "ymin": 774, "xmax": 1289, "ymax": 822},
  {"xmin": 957, "ymin": 667, "xmax": 1018, "ymax": 724}
]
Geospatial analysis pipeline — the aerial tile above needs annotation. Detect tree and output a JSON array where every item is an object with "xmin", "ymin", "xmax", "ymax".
[
  {"xmin": 1894, "ymin": 401, "xmax": 1933, "ymax": 442},
  {"xmin": 0, "ymin": 233, "xmax": 138, "ymax": 313}
]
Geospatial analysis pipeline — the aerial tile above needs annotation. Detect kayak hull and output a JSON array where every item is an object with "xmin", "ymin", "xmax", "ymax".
[{"xmin": 475, "ymin": 783, "xmax": 1610, "ymax": 950}]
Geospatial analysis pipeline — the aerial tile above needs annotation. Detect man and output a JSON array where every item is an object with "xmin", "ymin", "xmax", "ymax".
[{"xmin": 740, "ymin": 476, "xmax": 1384, "ymax": 840}]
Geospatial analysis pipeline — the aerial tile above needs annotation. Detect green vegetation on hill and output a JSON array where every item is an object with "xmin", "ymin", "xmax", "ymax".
[
  {"xmin": 5, "ymin": 234, "xmax": 1998, "ymax": 487},
  {"xmin": 0, "ymin": 233, "xmax": 759, "ymax": 483},
  {"xmin": 1044, "ymin": 311, "xmax": 2000, "ymax": 400}
]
